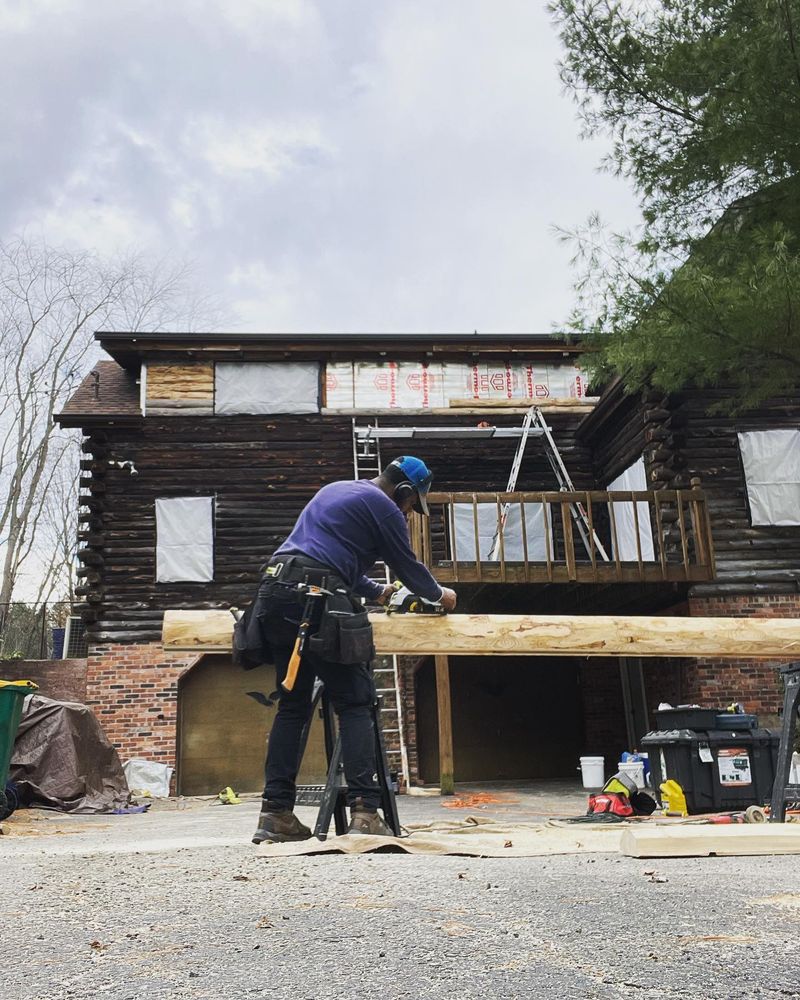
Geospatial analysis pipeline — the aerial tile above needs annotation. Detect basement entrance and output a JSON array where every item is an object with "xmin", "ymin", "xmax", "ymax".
[
  {"xmin": 176, "ymin": 654, "xmax": 328, "ymax": 796},
  {"xmin": 416, "ymin": 655, "xmax": 583, "ymax": 783}
]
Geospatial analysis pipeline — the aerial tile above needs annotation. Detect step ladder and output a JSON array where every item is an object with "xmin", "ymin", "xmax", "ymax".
[
  {"xmin": 352, "ymin": 418, "xmax": 410, "ymax": 790},
  {"xmin": 489, "ymin": 406, "xmax": 609, "ymax": 562}
]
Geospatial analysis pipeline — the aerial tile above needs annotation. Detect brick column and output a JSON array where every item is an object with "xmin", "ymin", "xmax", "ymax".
[
  {"xmin": 86, "ymin": 642, "xmax": 196, "ymax": 765},
  {"xmin": 687, "ymin": 594, "xmax": 800, "ymax": 723}
]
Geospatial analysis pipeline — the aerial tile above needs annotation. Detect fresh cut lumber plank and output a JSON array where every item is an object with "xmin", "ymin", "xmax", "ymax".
[
  {"xmin": 162, "ymin": 610, "xmax": 800, "ymax": 659},
  {"xmin": 621, "ymin": 825, "xmax": 800, "ymax": 858}
]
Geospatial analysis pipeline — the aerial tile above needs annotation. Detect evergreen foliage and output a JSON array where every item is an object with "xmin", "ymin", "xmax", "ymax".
[{"xmin": 550, "ymin": 0, "xmax": 800, "ymax": 407}]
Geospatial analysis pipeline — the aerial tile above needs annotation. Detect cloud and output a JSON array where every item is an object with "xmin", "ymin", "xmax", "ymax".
[
  {"xmin": 0, "ymin": 0, "xmax": 641, "ymax": 332},
  {"xmin": 190, "ymin": 116, "xmax": 334, "ymax": 179}
]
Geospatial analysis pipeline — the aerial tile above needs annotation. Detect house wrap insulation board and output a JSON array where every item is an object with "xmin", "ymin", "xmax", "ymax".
[{"xmin": 325, "ymin": 361, "xmax": 586, "ymax": 409}]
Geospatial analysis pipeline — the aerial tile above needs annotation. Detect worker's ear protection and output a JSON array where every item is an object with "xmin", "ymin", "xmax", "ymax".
[
  {"xmin": 386, "ymin": 460, "xmax": 419, "ymax": 508},
  {"xmin": 393, "ymin": 479, "xmax": 417, "ymax": 506}
]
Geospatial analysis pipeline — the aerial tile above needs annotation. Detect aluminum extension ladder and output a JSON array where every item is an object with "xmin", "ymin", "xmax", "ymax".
[{"xmin": 351, "ymin": 418, "xmax": 411, "ymax": 790}]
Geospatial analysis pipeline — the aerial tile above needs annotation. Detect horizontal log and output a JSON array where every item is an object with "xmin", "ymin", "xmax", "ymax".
[{"xmin": 162, "ymin": 610, "xmax": 800, "ymax": 659}]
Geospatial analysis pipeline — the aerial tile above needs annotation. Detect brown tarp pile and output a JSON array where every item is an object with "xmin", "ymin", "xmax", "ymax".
[{"xmin": 10, "ymin": 695, "xmax": 130, "ymax": 813}]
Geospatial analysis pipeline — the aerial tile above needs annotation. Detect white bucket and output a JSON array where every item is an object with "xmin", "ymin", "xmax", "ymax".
[
  {"xmin": 579, "ymin": 756, "xmax": 605, "ymax": 789},
  {"xmin": 618, "ymin": 760, "xmax": 645, "ymax": 789}
]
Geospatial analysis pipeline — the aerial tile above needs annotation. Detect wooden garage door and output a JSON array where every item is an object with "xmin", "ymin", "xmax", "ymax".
[{"xmin": 177, "ymin": 655, "xmax": 328, "ymax": 796}]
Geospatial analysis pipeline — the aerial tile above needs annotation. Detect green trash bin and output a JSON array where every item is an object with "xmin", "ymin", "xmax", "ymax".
[{"xmin": 0, "ymin": 679, "xmax": 38, "ymax": 820}]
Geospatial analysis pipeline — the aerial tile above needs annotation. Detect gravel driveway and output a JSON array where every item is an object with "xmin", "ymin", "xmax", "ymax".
[{"xmin": 2, "ymin": 795, "xmax": 799, "ymax": 999}]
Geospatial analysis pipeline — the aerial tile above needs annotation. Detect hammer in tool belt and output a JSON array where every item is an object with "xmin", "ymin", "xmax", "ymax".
[{"xmin": 282, "ymin": 583, "xmax": 331, "ymax": 693}]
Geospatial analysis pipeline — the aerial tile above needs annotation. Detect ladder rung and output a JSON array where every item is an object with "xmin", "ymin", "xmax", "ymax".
[{"xmin": 381, "ymin": 728, "xmax": 400, "ymax": 734}]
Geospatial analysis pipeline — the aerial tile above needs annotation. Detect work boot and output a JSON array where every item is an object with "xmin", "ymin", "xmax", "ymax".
[
  {"xmin": 347, "ymin": 798, "xmax": 393, "ymax": 837},
  {"xmin": 252, "ymin": 807, "xmax": 312, "ymax": 845}
]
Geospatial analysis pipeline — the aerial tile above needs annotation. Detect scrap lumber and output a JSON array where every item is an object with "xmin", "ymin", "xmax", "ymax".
[
  {"xmin": 620, "ymin": 825, "xmax": 800, "ymax": 858},
  {"xmin": 162, "ymin": 610, "xmax": 800, "ymax": 659}
]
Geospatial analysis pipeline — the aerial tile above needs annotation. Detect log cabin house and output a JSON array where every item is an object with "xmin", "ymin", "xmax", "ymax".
[{"xmin": 55, "ymin": 331, "xmax": 800, "ymax": 795}]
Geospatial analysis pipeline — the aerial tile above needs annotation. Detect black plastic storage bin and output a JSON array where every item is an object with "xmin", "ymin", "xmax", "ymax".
[
  {"xmin": 654, "ymin": 707, "xmax": 720, "ymax": 730},
  {"xmin": 715, "ymin": 713, "xmax": 758, "ymax": 731},
  {"xmin": 641, "ymin": 727, "xmax": 779, "ymax": 814}
]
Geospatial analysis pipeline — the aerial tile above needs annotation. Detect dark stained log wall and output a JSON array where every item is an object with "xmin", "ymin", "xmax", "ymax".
[
  {"xmin": 671, "ymin": 390, "xmax": 800, "ymax": 596},
  {"xmin": 580, "ymin": 383, "xmax": 800, "ymax": 598},
  {"xmin": 78, "ymin": 410, "xmax": 592, "ymax": 643}
]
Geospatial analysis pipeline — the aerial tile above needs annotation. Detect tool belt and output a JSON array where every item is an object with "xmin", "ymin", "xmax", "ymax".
[{"xmin": 264, "ymin": 555, "xmax": 375, "ymax": 666}]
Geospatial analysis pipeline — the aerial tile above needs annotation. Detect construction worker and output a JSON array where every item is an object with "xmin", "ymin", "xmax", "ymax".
[{"xmin": 252, "ymin": 456, "xmax": 456, "ymax": 845}]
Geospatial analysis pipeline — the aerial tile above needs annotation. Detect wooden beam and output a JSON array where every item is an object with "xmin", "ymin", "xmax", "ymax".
[
  {"xmin": 620, "ymin": 825, "xmax": 800, "ymax": 858},
  {"xmin": 435, "ymin": 655, "xmax": 455, "ymax": 795},
  {"xmin": 448, "ymin": 396, "xmax": 599, "ymax": 410},
  {"xmin": 372, "ymin": 614, "xmax": 800, "ymax": 659},
  {"xmin": 163, "ymin": 610, "xmax": 800, "ymax": 660}
]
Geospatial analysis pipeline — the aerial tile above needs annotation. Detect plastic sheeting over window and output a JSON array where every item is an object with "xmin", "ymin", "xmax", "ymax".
[
  {"xmin": 156, "ymin": 496, "xmax": 214, "ymax": 583},
  {"xmin": 607, "ymin": 458, "xmax": 655, "ymax": 562},
  {"xmin": 453, "ymin": 503, "xmax": 553, "ymax": 562},
  {"xmin": 215, "ymin": 362, "xmax": 320, "ymax": 414},
  {"xmin": 738, "ymin": 429, "xmax": 800, "ymax": 526}
]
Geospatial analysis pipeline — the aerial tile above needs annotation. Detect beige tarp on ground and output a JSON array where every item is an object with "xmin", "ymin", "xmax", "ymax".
[{"xmin": 257, "ymin": 817, "xmax": 625, "ymax": 858}]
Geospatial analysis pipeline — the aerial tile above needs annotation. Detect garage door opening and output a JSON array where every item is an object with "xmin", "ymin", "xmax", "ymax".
[
  {"xmin": 415, "ymin": 655, "xmax": 583, "ymax": 783},
  {"xmin": 177, "ymin": 655, "xmax": 327, "ymax": 796}
]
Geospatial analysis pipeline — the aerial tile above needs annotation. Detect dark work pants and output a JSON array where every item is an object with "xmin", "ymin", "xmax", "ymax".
[{"xmin": 258, "ymin": 581, "xmax": 381, "ymax": 811}]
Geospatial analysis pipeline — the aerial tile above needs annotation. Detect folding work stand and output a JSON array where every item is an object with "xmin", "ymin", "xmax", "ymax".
[
  {"xmin": 295, "ymin": 678, "xmax": 401, "ymax": 840},
  {"xmin": 770, "ymin": 662, "xmax": 800, "ymax": 822}
]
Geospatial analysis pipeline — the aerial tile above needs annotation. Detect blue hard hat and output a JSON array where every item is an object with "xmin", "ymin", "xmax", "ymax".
[{"xmin": 388, "ymin": 455, "xmax": 434, "ymax": 515}]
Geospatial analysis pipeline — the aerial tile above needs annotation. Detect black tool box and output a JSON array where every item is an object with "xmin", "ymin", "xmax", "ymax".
[{"xmin": 642, "ymin": 726, "xmax": 779, "ymax": 814}]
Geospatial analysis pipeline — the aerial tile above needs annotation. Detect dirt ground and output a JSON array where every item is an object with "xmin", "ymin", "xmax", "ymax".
[{"xmin": 2, "ymin": 782, "xmax": 799, "ymax": 1000}]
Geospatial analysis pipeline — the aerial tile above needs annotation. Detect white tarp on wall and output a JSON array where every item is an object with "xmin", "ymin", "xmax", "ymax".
[
  {"xmin": 325, "ymin": 361, "xmax": 585, "ymax": 409},
  {"xmin": 156, "ymin": 496, "xmax": 214, "ymax": 583},
  {"xmin": 453, "ymin": 502, "xmax": 553, "ymax": 562},
  {"xmin": 216, "ymin": 362, "xmax": 320, "ymax": 414},
  {"xmin": 607, "ymin": 458, "xmax": 655, "ymax": 562},
  {"xmin": 738, "ymin": 429, "xmax": 800, "ymax": 526}
]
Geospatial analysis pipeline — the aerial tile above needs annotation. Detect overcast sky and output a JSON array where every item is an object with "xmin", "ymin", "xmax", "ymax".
[{"xmin": 1, "ymin": 0, "xmax": 641, "ymax": 333}]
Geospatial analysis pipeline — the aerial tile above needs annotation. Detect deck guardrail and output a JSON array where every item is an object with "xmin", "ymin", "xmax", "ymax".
[{"xmin": 410, "ymin": 486, "xmax": 715, "ymax": 585}]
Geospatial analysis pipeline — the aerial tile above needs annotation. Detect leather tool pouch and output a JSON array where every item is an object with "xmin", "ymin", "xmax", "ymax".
[
  {"xmin": 310, "ymin": 592, "xmax": 375, "ymax": 665},
  {"xmin": 233, "ymin": 582, "xmax": 274, "ymax": 670}
]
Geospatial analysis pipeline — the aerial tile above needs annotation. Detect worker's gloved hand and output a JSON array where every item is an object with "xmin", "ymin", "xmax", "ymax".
[
  {"xmin": 375, "ymin": 584, "xmax": 396, "ymax": 606},
  {"xmin": 439, "ymin": 587, "xmax": 457, "ymax": 612}
]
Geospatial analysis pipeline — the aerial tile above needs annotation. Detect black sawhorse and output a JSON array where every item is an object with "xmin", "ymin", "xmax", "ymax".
[
  {"xmin": 770, "ymin": 662, "xmax": 800, "ymax": 822},
  {"xmin": 295, "ymin": 678, "xmax": 401, "ymax": 840}
]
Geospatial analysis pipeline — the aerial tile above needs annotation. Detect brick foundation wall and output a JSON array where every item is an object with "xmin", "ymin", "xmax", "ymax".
[
  {"xmin": 687, "ymin": 594, "xmax": 800, "ymax": 723},
  {"xmin": 87, "ymin": 643, "xmax": 196, "ymax": 765},
  {"xmin": 0, "ymin": 658, "xmax": 87, "ymax": 703},
  {"xmin": 399, "ymin": 656, "xmax": 422, "ymax": 784}
]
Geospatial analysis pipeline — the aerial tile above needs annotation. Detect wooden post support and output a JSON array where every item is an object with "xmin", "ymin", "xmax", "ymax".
[{"xmin": 435, "ymin": 654, "xmax": 455, "ymax": 796}]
